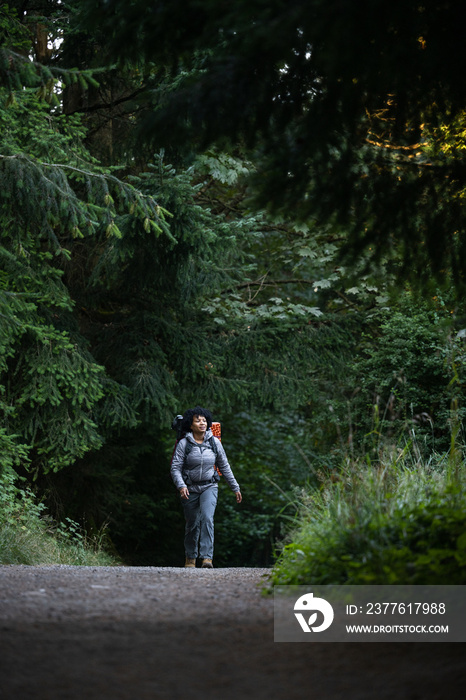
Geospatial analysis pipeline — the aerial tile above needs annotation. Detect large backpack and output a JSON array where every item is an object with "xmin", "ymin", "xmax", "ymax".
[{"xmin": 170, "ymin": 415, "xmax": 222, "ymax": 480}]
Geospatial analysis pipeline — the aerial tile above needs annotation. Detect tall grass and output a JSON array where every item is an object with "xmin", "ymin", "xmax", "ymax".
[
  {"xmin": 0, "ymin": 520, "xmax": 119, "ymax": 566},
  {"xmin": 0, "ymin": 469, "xmax": 120, "ymax": 566},
  {"xmin": 270, "ymin": 443, "xmax": 466, "ymax": 585}
]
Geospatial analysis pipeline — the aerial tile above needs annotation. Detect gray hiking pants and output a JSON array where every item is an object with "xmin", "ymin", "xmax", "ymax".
[{"xmin": 182, "ymin": 485, "xmax": 218, "ymax": 559}]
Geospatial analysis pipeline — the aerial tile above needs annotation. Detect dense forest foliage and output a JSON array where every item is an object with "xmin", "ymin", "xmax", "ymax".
[{"xmin": 1, "ymin": 1, "xmax": 466, "ymax": 580}]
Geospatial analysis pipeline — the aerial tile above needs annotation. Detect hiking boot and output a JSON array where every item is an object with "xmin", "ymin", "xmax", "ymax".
[
  {"xmin": 184, "ymin": 557, "xmax": 196, "ymax": 568},
  {"xmin": 201, "ymin": 558, "xmax": 213, "ymax": 568}
]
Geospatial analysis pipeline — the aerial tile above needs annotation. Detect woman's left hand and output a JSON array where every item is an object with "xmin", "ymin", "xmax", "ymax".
[{"xmin": 235, "ymin": 491, "xmax": 242, "ymax": 503}]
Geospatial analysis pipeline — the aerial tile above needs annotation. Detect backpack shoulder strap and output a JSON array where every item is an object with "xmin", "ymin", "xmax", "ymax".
[
  {"xmin": 170, "ymin": 436, "xmax": 191, "ymax": 467},
  {"xmin": 208, "ymin": 436, "xmax": 218, "ymax": 455},
  {"xmin": 184, "ymin": 439, "xmax": 194, "ymax": 461},
  {"xmin": 208, "ymin": 436, "xmax": 222, "ymax": 477}
]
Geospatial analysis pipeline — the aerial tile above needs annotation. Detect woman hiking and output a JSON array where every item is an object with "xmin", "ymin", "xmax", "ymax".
[{"xmin": 170, "ymin": 406, "xmax": 242, "ymax": 568}]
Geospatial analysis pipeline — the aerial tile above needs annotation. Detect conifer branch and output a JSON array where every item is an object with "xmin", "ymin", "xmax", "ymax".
[
  {"xmin": 2, "ymin": 49, "xmax": 111, "ymax": 83},
  {"xmin": 0, "ymin": 153, "xmax": 167, "ymax": 214},
  {"xmin": 64, "ymin": 87, "xmax": 147, "ymax": 116},
  {"xmin": 0, "ymin": 153, "xmax": 124, "ymax": 187}
]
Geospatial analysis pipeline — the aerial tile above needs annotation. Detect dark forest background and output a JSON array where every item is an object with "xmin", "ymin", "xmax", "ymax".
[{"xmin": 2, "ymin": 1, "xmax": 466, "ymax": 577}]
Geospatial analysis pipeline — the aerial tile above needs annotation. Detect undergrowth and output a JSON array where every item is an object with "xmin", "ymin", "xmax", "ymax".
[
  {"xmin": 270, "ymin": 443, "xmax": 466, "ymax": 585},
  {"xmin": 0, "ymin": 468, "xmax": 120, "ymax": 566}
]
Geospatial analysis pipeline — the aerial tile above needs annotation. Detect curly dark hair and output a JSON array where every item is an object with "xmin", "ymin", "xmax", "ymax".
[{"xmin": 181, "ymin": 406, "xmax": 213, "ymax": 433}]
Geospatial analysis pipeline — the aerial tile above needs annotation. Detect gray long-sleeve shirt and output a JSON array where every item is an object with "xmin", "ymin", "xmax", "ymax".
[{"xmin": 170, "ymin": 429, "xmax": 240, "ymax": 494}]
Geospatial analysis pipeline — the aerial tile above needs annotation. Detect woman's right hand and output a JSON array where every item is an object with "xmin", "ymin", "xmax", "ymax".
[{"xmin": 180, "ymin": 487, "xmax": 189, "ymax": 499}]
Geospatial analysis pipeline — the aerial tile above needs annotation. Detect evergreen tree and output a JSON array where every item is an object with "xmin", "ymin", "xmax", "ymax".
[
  {"xmin": 4, "ymin": 1, "xmax": 463, "ymax": 566},
  {"xmin": 80, "ymin": 0, "xmax": 466, "ymax": 288},
  {"xmin": 1, "ymin": 3, "xmax": 356, "ymax": 563},
  {"xmin": 0, "ymin": 4, "xmax": 172, "ymax": 477}
]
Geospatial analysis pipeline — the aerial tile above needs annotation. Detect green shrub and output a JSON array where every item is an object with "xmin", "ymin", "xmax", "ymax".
[
  {"xmin": 270, "ymin": 450, "xmax": 466, "ymax": 585},
  {"xmin": 348, "ymin": 298, "xmax": 466, "ymax": 455},
  {"xmin": 0, "ymin": 468, "xmax": 119, "ymax": 566}
]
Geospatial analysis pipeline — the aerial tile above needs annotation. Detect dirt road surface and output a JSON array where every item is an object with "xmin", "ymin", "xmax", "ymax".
[{"xmin": 0, "ymin": 565, "xmax": 465, "ymax": 699}]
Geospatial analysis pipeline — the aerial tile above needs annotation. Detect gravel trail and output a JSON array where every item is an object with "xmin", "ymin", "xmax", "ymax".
[{"xmin": 0, "ymin": 565, "xmax": 464, "ymax": 699}]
